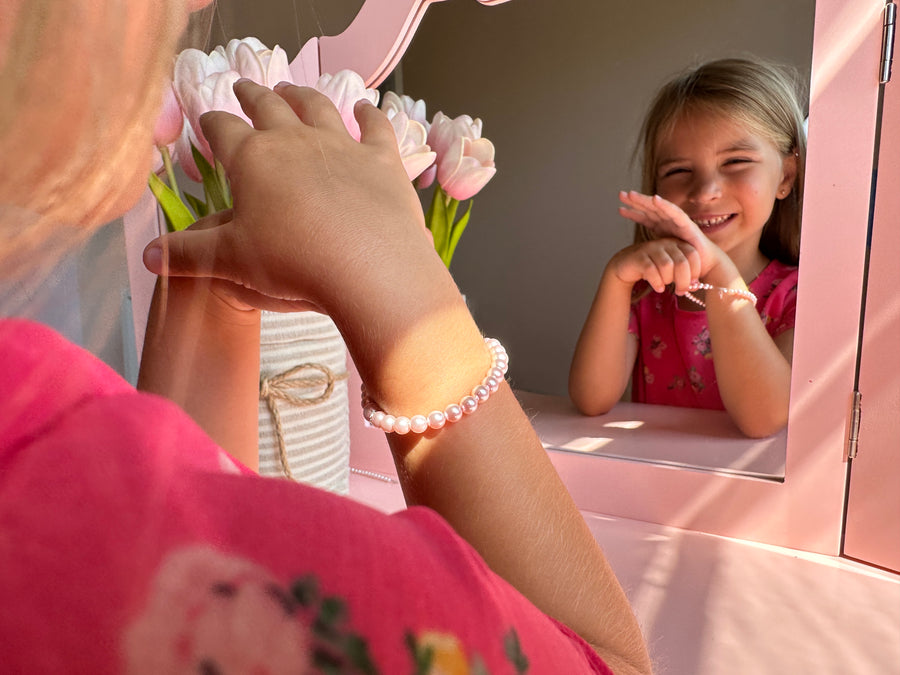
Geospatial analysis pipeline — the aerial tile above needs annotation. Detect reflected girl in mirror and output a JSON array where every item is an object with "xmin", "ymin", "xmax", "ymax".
[{"xmin": 570, "ymin": 58, "xmax": 806, "ymax": 438}]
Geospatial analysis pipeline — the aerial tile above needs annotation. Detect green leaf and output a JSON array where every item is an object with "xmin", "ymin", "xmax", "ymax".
[
  {"xmin": 147, "ymin": 172, "xmax": 196, "ymax": 232},
  {"xmin": 444, "ymin": 199, "xmax": 473, "ymax": 268},
  {"xmin": 425, "ymin": 185, "xmax": 451, "ymax": 263},
  {"xmin": 191, "ymin": 143, "xmax": 230, "ymax": 212},
  {"xmin": 183, "ymin": 191, "xmax": 210, "ymax": 219}
]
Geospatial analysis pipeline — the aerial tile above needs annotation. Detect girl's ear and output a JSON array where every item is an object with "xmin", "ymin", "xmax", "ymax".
[{"xmin": 777, "ymin": 149, "xmax": 799, "ymax": 199}]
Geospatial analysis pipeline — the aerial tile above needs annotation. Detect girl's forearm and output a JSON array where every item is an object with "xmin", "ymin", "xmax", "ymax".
[
  {"xmin": 569, "ymin": 267, "xmax": 638, "ymax": 415},
  {"xmin": 332, "ymin": 257, "xmax": 651, "ymax": 674},
  {"xmin": 137, "ymin": 277, "xmax": 262, "ymax": 470},
  {"xmin": 704, "ymin": 284, "xmax": 792, "ymax": 438}
]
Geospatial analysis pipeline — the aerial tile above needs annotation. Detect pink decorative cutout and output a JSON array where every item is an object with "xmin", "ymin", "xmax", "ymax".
[{"xmin": 307, "ymin": 0, "xmax": 510, "ymax": 87}]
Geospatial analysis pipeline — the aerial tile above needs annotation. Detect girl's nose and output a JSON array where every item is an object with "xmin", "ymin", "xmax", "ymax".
[{"xmin": 688, "ymin": 173, "xmax": 722, "ymax": 203}]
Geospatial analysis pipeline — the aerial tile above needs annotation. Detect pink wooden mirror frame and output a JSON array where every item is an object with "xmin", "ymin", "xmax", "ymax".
[{"xmin": 535, "ymin": 0, "xmax": 886, "ymax": 555}]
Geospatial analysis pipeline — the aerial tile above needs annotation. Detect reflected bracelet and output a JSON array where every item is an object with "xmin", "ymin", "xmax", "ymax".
[
  {"xmin": 683, "ymin": 282, "xmax": 757, "ymax": 309},
  {"xmin": 361, "ymin": 337, "xmax": 508, "ymax": 434}
]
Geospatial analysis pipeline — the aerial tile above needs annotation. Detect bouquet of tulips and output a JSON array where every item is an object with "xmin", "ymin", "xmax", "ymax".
[{"xmin": 151, "ymin": 37, "xmax": 496, "ymax": 269}]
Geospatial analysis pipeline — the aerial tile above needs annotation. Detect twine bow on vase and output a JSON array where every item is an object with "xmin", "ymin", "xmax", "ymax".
[
  {"xmin": 260, "ymin": 362, "xmax": 349, "ymax": 481},
  {"xmin": 257, "ymin": 310, "xmax": 351, "ymax": 492}
]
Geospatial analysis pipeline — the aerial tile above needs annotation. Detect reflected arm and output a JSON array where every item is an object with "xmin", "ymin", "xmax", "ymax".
[
  {"xmin": 703, "ymin": 263, "xmax": 792, "ymax": 438},
  {"xmin": 569, "ymin": 264, "xmax": 639, "ymax": 415}
]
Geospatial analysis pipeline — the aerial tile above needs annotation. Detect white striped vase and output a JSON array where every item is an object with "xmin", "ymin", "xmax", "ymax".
[{"xmin": 258, "ymin": 310, "xmax": 350, "ymax": 493}]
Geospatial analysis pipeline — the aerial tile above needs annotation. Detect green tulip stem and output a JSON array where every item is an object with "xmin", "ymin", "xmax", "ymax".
[
  {"xmin": 160, "ymin": 146, "xmax": 179, "ymax": 200},
  {"xmin": 214, "ymin": 159, "xmax": 233, "ymax": 209}
]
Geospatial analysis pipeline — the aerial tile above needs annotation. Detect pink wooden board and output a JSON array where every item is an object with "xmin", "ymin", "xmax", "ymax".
[{"xmin": 844, "ymin": 53, "xmax": 900, "ymax": 572}]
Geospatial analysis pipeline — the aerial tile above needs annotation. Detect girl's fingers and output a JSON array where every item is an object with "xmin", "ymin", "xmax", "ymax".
[
  {"xmin": 199, "ymin": 110, "xmax": 256, "ymax": 168},
  {"xmin": 232, "ymin": 79, "xmax": 303, "ymax": 131},
  {"xmin": 354, "ymin": 99, "xmax": 399, "ymax": 150},
  {"xmin": 272, "ymin": 82, "xmax": 347, "ymax": 132},
  {"xmin": 670, "ymin": 249, "xmax": 694, "ymax": 295},
  {"xmin": 143, "ymin": 225, "xmax": 237, "ymax": 282}
]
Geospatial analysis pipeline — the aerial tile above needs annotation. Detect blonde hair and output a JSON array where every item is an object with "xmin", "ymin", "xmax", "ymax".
[
  {"xmin": 635, "ymin": 57, "xmax": 807, "ymax": 266},
  {"xmin": 0, "ymin": 0, "xmax": 188, "ymax": 278}
]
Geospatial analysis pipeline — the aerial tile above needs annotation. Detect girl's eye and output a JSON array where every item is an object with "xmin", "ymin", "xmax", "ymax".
[
  {"xmin": 723, "ymin": 157, "xmax": 752, "ymax": 167},
  {"xmin": 661, "ymin": 167, "xmax": 689, "ymax": 178}
]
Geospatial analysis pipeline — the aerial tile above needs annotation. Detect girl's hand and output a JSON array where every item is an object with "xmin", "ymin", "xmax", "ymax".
[
  {"xmin": 142, "ymin": 79, "xmax": 433, "ymax": 319},
  {"xmin": 618, "ymin": 190, "xmax": 729, "ymax": 277},
  {"xmin": 609, "ymin": 237, "xmax": 701, "ymax": 296}
]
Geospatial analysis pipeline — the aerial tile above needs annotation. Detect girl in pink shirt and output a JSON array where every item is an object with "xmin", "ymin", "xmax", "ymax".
[{"xmin": 570, "ymin": 58, "xmax": 806, "ymax": 438}]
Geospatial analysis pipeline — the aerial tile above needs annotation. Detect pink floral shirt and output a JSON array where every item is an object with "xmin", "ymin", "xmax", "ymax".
[
  {"xmin": 0, "ymin": 319, "xmax": 611, "ymax": 674},
  {"xmin": 628, "ymin": 260, "xmax": 799, "ymax": 410}
]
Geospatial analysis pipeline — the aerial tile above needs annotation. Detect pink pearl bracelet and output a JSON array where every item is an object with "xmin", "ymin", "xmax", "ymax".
[
  {"xmin": 361, "ymin": 337, "xmax": 508, "ymax": 434},
  {"xmin": 683, "ymin": 282, "xmax": 757, "ymax": 309}
]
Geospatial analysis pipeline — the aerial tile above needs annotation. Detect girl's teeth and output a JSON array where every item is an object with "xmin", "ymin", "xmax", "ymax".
[{"xmin": 694, "ymin": 215, "xmax": 729, "ymax": 227}]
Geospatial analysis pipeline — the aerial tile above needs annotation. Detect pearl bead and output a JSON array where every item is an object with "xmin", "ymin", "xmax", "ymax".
[
  {"xmin": 460, "ymin": 395, "xmax": 478, "ymax": 414},
  {"xmin": 427, "ymin": 411, "xmax": 446, "ymax": 429},
  {"xmin": 363, "ymin": 406, "xmax": 375, "ymax": 422},
  {"xmin": 489, "ymin": 367, "xmax": 505, "ymax": 381},
  {"xmin": 444, "ymin": 403, "xmax": 463, "ymax": 423},
  {"xmin": 484, "ymin": 376, "xmax": 499, "ymax": 393},
  {"xmin": 393, "ymin": 416, "xmax": 410, "ymax": 435},
  {"xmin": 409, "ymin": 415, "xmax": 429, "ymax": 433},
  {"xmin": 371, "ymin": 411, "xmax": 385, "ymax": 426},
  {"xmin": 472, "ymin": 384, "xmax": 490, "ymax": 402},
  {"xmin": 381, "ymin": 415, "xmax": 396, "ymax": 432}
]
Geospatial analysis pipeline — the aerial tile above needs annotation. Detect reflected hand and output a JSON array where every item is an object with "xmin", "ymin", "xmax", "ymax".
[
  {"xmin": 609, "ymin": 237, "xmax": 701, "ymax": 295},
  {"xmin": 618, "ymin": 190, "xmax": 726, "ymax": 277}
]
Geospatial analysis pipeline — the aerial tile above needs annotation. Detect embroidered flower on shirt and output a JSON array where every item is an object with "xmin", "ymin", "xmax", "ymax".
[
  {"xmin": 126, "ymin": 546, "xmax": 531, "ymax": 675},
  {"xmin": 667, "ymin": 375, "xmax": 685, "ymax": 391},
  {"xmin": 688, "ymin": 367, "xmax": 705, "ymax": 393},
  {"xmin": 124, "ymin": 546, "xmax": 377, "ymax": 675},
  {"xmin": 692, "ymin": 327, "xmax": 712, "ymax": 358},
  {"xmin": 649, "ymin": 336, "xmax": 667, "ymax": 359},
  {"xmin": 643, "ymin": 365, "xmax": 655, "ymax": 385}
]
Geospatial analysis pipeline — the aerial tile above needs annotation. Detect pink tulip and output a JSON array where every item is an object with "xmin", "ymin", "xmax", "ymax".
[
  {"xmin": 153, "ymin": 81, "xmax": 184, "ymax": 148},
  {"xmin": 381, "ymin": 91, "xmax": 429, "ymax": 130},
  {"xmin": 388, "ymin": 112, "xmax": 436, "ymax": 181},
  {"xmin": 314, "ymin": 70, "xmax": 379, "ymax": 141},
  {"xmin": 172, "ymin": 39, "xmax": 295, "ymax": 172},
  {"xmin": 426, "ymin": 112, "xmax": 496, "ymax": 201}
]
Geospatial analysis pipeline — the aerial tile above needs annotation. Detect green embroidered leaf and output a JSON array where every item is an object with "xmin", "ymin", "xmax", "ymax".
[
  {"xmin": 405, "ymin": 632, "xmax": 433, "ymax": 675},
  {"xmin": 147, "ymin": 172, "xmax": 195, "ymax": 232},
  {"xmin": 344, "ymin": 634, "xmax": 379, "ymax": 675},
  {"xmin": 290, "ymin": 575, "xmax": 320, "ymax": 607},
  {"xmin": 504, "ymin": 629, "xmax": 529, "ymax": 674}
]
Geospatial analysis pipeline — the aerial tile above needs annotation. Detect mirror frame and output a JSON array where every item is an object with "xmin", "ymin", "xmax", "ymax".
[{"xmin": 539, "ymin": 0, "xmax": 886, "ymax": 555}]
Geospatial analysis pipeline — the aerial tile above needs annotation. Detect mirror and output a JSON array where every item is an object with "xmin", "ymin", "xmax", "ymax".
[{"xmin": 399, "ymin": 0, "xmax": 816, "ymax": 478}]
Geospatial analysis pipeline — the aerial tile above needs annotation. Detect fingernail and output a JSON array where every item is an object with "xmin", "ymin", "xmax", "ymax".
[
  {"xmin": 143, "ymin": 243, "xmax": 162, "ymax": 272},
  {"xmin": 273, "ymin": 81, "xmax": 290, "ymax": 91},
  {"xmin": 234, "ymin": 77, "xmax": 252, "ymax": 88}
]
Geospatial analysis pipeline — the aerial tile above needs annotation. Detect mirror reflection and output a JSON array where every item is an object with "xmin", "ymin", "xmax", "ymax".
[{"xmin": 400, "ymin": 0, "xmax": 816, "ymax": 476}]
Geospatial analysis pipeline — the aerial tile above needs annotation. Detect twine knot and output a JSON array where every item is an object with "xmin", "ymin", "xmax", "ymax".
[{"xmin": 260, "ymin": 363, "xmax": 348, "ymax": 479}]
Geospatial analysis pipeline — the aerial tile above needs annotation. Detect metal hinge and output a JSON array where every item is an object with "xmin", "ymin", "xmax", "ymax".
[
  {"xmin": 881, "ymin": 1, "xmax": 897, "ymax": 83},
  {"xmin": 848, "ymin": 391, "xmax": 862, "ymax": 459}
]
